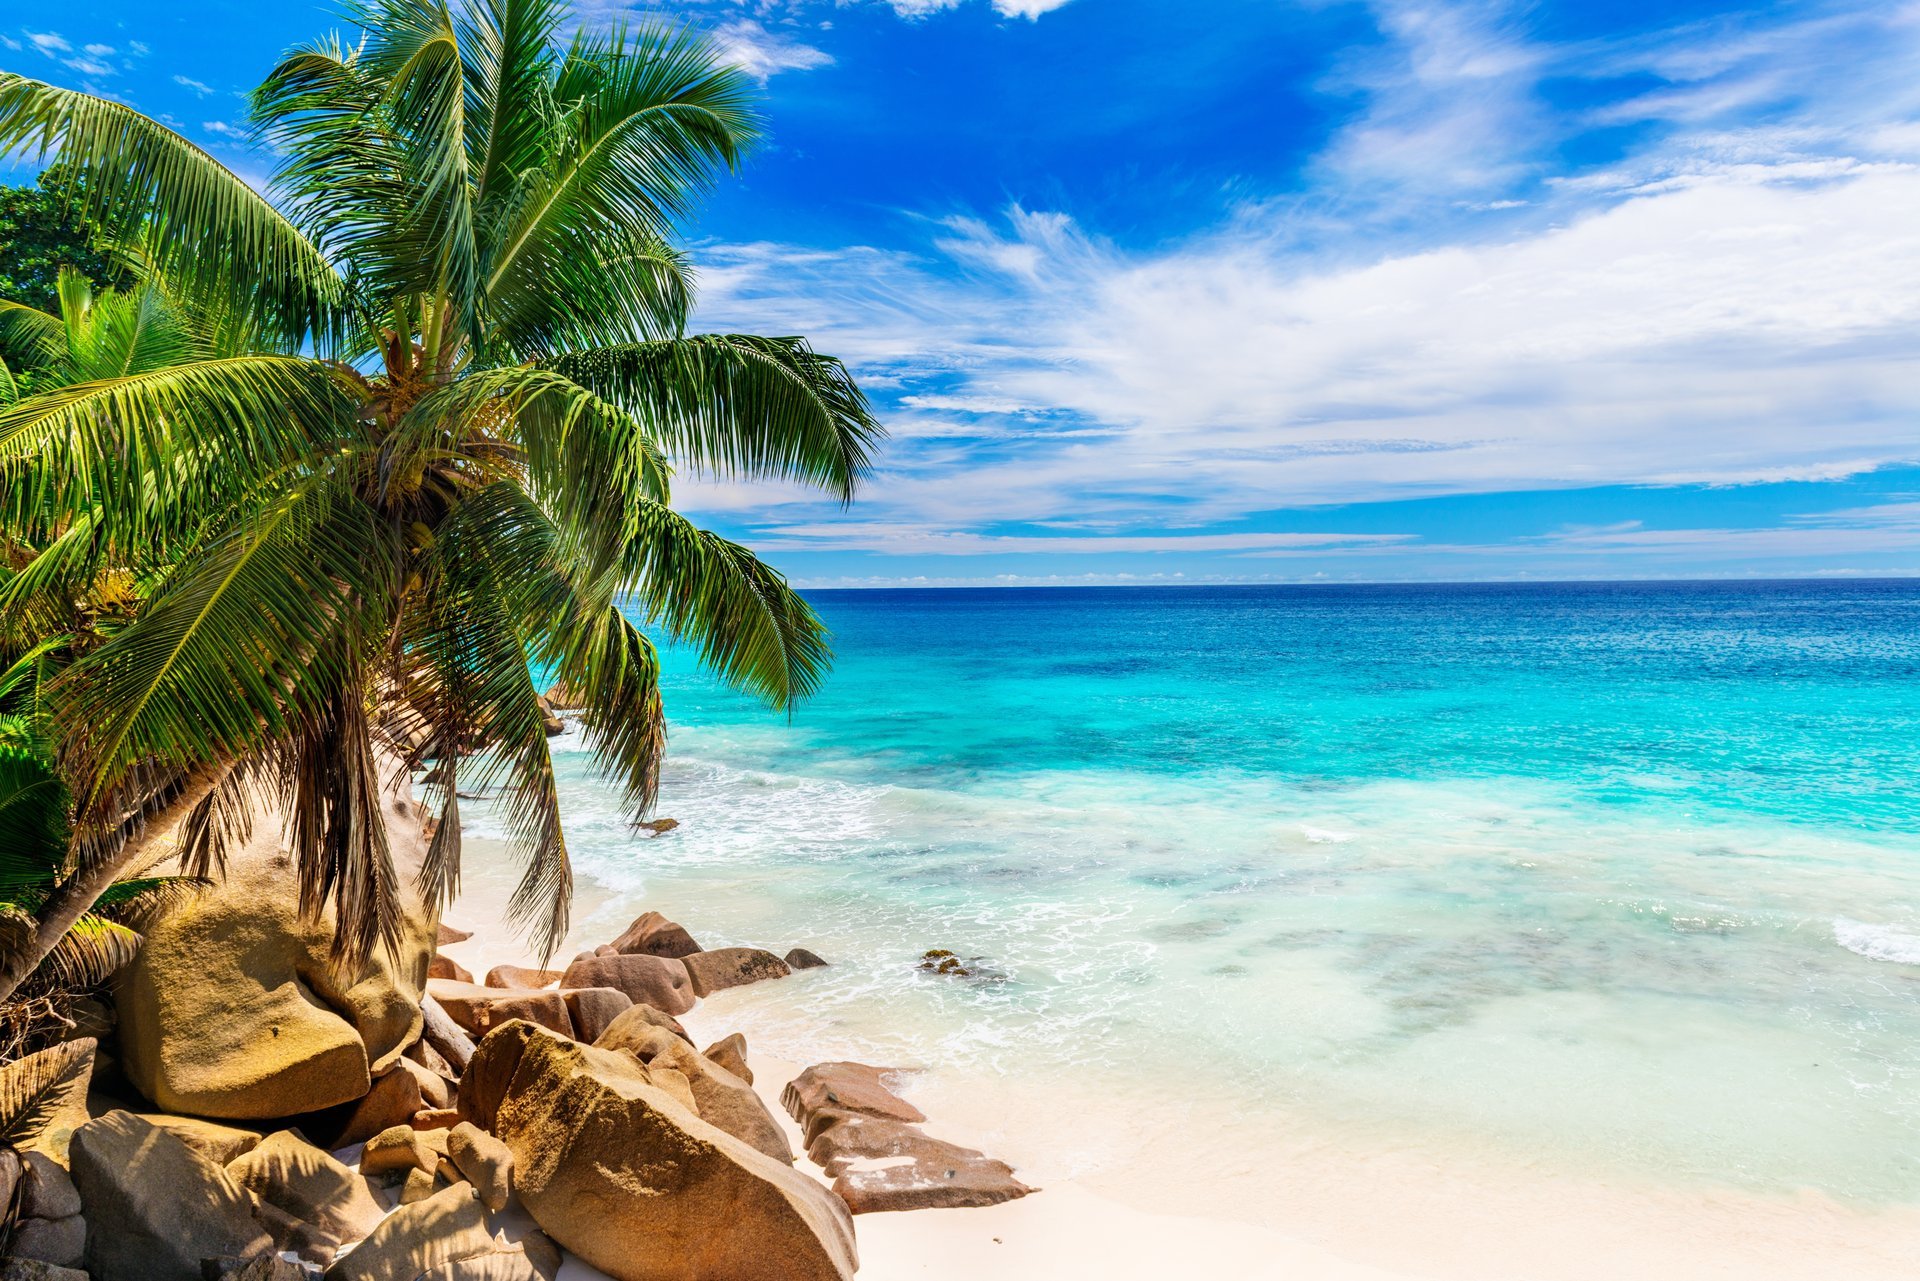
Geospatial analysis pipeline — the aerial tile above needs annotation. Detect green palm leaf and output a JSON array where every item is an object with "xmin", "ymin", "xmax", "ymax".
[
  {"xmin": 549, "ymin": 334, "xmax": 880, "ymax": 501},
  {"xmin": 0, "ymin": 74, "xmax": 345, "ymax": 351}
]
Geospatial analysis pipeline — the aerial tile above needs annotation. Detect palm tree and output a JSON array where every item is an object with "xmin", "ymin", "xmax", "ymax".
[{"xmin": 0, "ymin": 0, "xmax": 882, "ymax": 1001}]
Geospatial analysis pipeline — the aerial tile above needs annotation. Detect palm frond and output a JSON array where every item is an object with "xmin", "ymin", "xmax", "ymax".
[
  {"xmin": 625, "ymin": 502, "xmax": 831, "ymax": 710},
  {"xmin": 0, "ymin": 1038, "xmax": 94, "ymax": 1157},
  {"xmin": 39, "ymin": 916, "xmax": 141, "ymax": 990},
  {"xmin": 50, "ymin": 464, "xmax": 392, "ymax": 817},
  {"xmin": 0, "ymin": 355, "xmax": 361, "ymax": 548},
  {"xmin": 482, "ymin": 21, "xmax": 757, "ymax": 320},
  {"xmin": 0, "ymin": 74, "xmax": 345, "ymax": 350},
  {"xmin": 548, "ymin": 334, "xmax": 881, "ymax": 501}
]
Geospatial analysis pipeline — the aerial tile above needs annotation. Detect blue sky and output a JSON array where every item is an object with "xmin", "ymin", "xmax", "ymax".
[{"xmin": 7, "ymin": 0, "xmax": 1920, "ymax": 585}]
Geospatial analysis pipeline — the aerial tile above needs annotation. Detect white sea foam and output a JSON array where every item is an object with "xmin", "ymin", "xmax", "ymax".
[
  {"xmin": 1300, "ymin": 824, "xmax": 1355, "ymax": 844},
  {"xmin": 1835, "ymin": 917, "xmax": 1920, "ymax": 966}
]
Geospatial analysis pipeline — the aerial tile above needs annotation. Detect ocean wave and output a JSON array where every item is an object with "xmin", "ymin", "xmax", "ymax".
[{"xmin": 1835, "ymin": 918, "xmax": 1920, "ymax": 966}]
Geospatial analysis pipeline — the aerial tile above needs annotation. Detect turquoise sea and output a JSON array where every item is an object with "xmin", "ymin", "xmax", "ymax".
[{"xmin": 480, "ymin": 581, "xmax": 1920, "ymax": 1209}]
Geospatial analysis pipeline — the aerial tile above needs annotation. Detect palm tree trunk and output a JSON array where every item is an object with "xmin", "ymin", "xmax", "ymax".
[{"xmin": 0, "ymin": 766, "xmax": 229, "ymax": 1006}]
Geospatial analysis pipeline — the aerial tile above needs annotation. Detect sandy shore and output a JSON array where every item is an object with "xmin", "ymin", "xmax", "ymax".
[{"xmin": 438, "ymin": 839, "xmax": 1920, "ymax": 1281}]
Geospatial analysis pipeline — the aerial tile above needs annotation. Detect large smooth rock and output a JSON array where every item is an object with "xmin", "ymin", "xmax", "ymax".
[
  {"xmin": 0, "ymin": 1259, "xmax": 88, "ymax": 1280},
  {"xmin": 559, "ymin": 987, "xmax": 632, "ymax": 1042},
  {"xmin": 322, "ymin": 1184, "xmax": 493, "ymax": 1281},
  {"xmin": 249, "ymin": 1196, "xmax": 340, "ymax": 1267},
  {"xmin": 429, "ymin": 955, "xmax": 474, "ymax": 983},
  {"xmin": 484, "ymin": 966, "xmax": 561, "ymax": 990},
  {"xmin": 782, "ymin": 1062, "xmax": 926, "ymax": 1141},
  {"xmin": 556, "ymin": 955, "xmax": 694, "ymax": 1016},
  {"xmin": 702, "ymin": 1034, "xmax": 752, "ymax": 1085},
  {"xmin": 136, "ymin": 1114, "xmax": 262, "ymax": 1166},
  {"xmin": 116, "ymin": 780, "xmax": 438, "ymax": 1119},
  {"xmin": 362, "ymin": 1123, "xmax": 450, "ymax": 1176},
  {"xmin": 225, "ymin": 1129, "xmax": 384, "ymax": 1242},
  {"xmin": 12, "ymin": 1214, "xmax": 83, "ymax": 1267},
  {"xmin": 69, "ymin": 1111, "xmax": 272, "ymax": 1280},
  {"xmin": 607, "ymin": 912, "xmax": 701, "ymax": 959},
  {"xmin": 681, "ymin": 948, "xmax": 789, "ymax": 998},
  {"xmin": 427, "ymin": 981, "xmax": 574, "ymax": 1038},
  {"xmin": 19, "ymin": 1152, "xmax": 80, "ymax": 1219},
  {"xmin": 446, "ymin": 1121, "xmax": 512, "ymax": 1211},
  {"xmin": 803, "ymin": 1111, "xmax": 1033, "ymax": 1212},
  {"xmin": 462, "ymin": 1021, "xmax": 856, "ymax": 1281},
  {"xmin": 336, "ymin": 1056, "xmax": 453, "ymax": 1145},
  {"xmin": 594, "ymin": 1021, "xmax": 790, "ymax": 1163},
  {"xmin": 784, "ymin": 948, "xmax": 830, "ymax": 971}
]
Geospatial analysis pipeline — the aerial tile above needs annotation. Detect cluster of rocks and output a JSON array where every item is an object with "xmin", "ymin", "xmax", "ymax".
[
  {"xmin": 782, "ymin": 1063, "xmax": 1032, "ymax": 1214},
  {"xmin": 422, "ymin": 909, "xmax": 823, "ymax": 1048},
  {"xmin": 0, "ymin": 773, "xmax": 1034, "ymax": 1281}
]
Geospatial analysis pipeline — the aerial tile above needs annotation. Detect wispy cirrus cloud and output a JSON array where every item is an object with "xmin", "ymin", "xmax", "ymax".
[
  {"xmin": 710, "ymin": 19, "xmax": 833, "ymax": 80},
  {"xmin": 674, "ymin": 0, "xmax": 1920, "ymax": 582}
]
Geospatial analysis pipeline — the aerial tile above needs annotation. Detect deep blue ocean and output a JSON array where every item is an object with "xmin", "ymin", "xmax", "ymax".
[{"xmin": 477, "ymin": 580, "xmax": 1920, "ymax": 1205}]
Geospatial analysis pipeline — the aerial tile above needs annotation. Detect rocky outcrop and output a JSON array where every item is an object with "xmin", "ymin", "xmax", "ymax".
[
  {"xmin": 462, "ymin": 1021, "xmax": 856, "ymax": 1281},
  {"xmin": 784, "ymin": 948, "xmax": 830, "ymax": 971},
  {"xmin": 336, "ymin": 1056, "xmax": 453, "ymax": 1145},
  {"xmin": 541, "ymin": 683, "xmax": 585, "ymax": 711},
  {"xmin": 804, "ymin": 1111, "xmax": 1032, "ymax": 1212},
  {"xmin": 116, "ymin": 781, "xmax": 438, "ymax": 1119},
  {"xmin": 558, "ymin": 987, "xmax": 632, "ymax": 1042},
  {"xmin": 702, "ymin": 1033, "xmax": 752, "ymax": 1085},
  {"xmin": 607, "ymin": 912, "xmax": 701, "ymax": 959},
  {"xmin": 362, "ymin": 1123, "xmax": 450, "ymax": 1176},
  {"xmin": 0, "ymin": 1260, "xmax": 89, "ymax": 1281},
  {"xmin": 484, "ymin": 966, "xmax": 561, "ymax": 990},
  {"xmin": 322, "ymin": 1184, "xmax": 494, "ymax": 1281},
  {"xmin": 446, "ymin": 1122, "xmax": 513, "ymax": 1211},
  {"xmin": 137, "ymin": 1114, "xmax": 262, "ymax": 1165},
  {"xmin": 782, "ymin": 1062, "xmax": 927, "ymax": 1135},
  {"xmin": 556, "ymin": 954, "xmax": 694, "ymax": 1016},
  {"xmin": 69, "ymin": 1111, "xmax": 273, "ymax": 1280},
  {"xmin": 426, "ymin": 980, "xmax": 574, "ymax": 1038},
  {"xmin": 430, "ymin": 955, "xmax": 475, "ymax": 983},
  {"xmin": 226, "ymin": 1129, "xmax": 385, "ymax": 1242},
  {"xmin": 593, "ymin": 1019, "xmax": 791, "ymax": 1163},
  {"xmin": 781, "ymin": 1062, "xmax": 1031, "ymax": 1213},
  {"xmin": 682, "ymin": 948, "xmax": 790, "ymax": 998}
]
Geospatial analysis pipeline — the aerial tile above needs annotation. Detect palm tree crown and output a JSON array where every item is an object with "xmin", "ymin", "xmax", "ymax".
[{"xmin": 0, "ymin": 0, "xmax": 882, "ymax": 973}]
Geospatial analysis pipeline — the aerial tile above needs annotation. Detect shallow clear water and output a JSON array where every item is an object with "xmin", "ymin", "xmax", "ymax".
[{"xmin": 476, "ymin": 581, "xmax": 1920, "ymax": 1204}]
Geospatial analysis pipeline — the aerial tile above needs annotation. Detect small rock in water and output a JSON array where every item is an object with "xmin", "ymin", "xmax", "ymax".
[
  {"xmin": 633, "ymin": 817, "xmax": 680, "ymax": 836},
  {"xmin": 785, "ymin": 947, "xmax": 830, "ymax": 970},
  {"xmin": 916, "ymin": 949, "xmax": 1006, "ymax": 981}
]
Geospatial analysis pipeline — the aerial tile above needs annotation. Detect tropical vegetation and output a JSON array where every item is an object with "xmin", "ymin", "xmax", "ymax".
[{"xmin": 0, "ymin": 0, "xmax": 881, "ymax": 1009}]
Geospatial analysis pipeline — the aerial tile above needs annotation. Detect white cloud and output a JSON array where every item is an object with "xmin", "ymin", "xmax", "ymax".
[
  {"xmin": 25, "ymin": 31, "xmax": 71, "ymax": 56},
  {"xmin": 0, "ymin": 36, "xmax": 21, "ymax": 52},
  {"xmin": 82, "ymin": 42, "xmax": 113, "ymax": 56},
  {"xmin": 201, "ymin": 120, "xmax": 246, "ymax": 139},
  {"xmin": 62, "ymin": 56, "xmax": 114, "ymax": 77},
  {"xmin": 127, "ymin": 40, "xmax": 148, "ymax": 56},
  {"xmin": 711, "ymin": 19, "xmax": 833, "ymax": 81},
  {"xmin": 751, "ymin": 525, "xmax": 1414, "ymax": 555},
  {"xmin": 1313, "ymin": 1, "xmax": 1549, "ymax": 205},
  {"xmin": 693, "ymin": 157, "xmax": 1920, "ymax": 537},
  {"xmin": 879, "ymin": 0, "xmax": 1075, "ymax": 17},
  {"xmin": 173, "ymin": 75, "xmax": 214, "ymax": 96}
]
